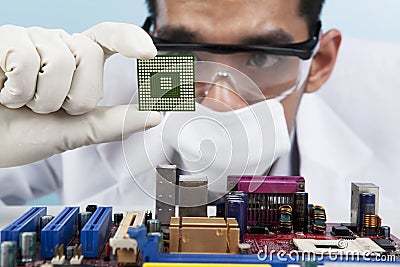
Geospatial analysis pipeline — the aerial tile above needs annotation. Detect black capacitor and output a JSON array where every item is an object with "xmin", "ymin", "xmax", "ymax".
[
  {"xmin": 145, "ymin": 210, "xmax": 153, "ymax": 222},
  {"xmin": 379, "ymin": 226, "xmax": 391, "ymax": 238},
  {"xmin": 66, "ymin": 246, "xmax": 74, "ymax": 260},
  {"xmin": 40, "ymin": 215, "xmax": 54, "ymax": 231},
  {"xmin": 86, "ymin": 205, "xmax": 97, "ymax": 214},
  {"xmin": 39, "ymin": 215, "xmax": 54, "ymax": 240},
  {"xmin": 294, "ymin": 192, "xmax": 308, "ymax": 232},
  {"xmin": 113, "ymin": 213, "xmax": 124, "ymax": 226},
  {"xmin": 78, "ymin": 212, "xmax": 92, "ymax": 232}
]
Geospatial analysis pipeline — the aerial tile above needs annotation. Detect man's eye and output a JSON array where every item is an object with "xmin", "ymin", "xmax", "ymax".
[{"xmin": 247, "ymin": 54, "xmax": 279, "ymax": 68}]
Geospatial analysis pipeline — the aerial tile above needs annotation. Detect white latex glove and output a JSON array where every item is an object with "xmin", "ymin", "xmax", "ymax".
[{"xmin": 0, "ymin": 23, "xmax": 161, "ymax": 168}]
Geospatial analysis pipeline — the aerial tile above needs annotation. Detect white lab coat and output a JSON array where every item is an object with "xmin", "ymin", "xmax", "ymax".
[{"xmin": 1, "ymin": 37, "xmax": 399, "ymax": 232}]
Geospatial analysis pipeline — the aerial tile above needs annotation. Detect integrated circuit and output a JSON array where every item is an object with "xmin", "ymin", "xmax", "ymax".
[{"xmin": 137, "ymin": 54, "xmax": 195, "ymax": 111}]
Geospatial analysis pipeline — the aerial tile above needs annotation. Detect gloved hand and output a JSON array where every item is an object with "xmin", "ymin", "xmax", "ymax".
[{"xmin": 0, "ymin": 22, "xmax": 161, "ymax": 168}]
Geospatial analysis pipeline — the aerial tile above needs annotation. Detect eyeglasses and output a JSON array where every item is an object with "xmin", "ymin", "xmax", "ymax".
[{"xmin": 142, "ymin": 17, "xmax": 321, "ymax": 104}]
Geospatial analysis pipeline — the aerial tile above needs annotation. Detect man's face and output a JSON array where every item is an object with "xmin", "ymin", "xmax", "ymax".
[{"xmin": 154, "ymin": 0, "xmax": 312, "ymax": 132}]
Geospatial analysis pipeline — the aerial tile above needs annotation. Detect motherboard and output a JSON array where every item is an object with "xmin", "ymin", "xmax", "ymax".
[{"xmin": 1, "ymin": 166, "xmax": 399, "ymax": 267}]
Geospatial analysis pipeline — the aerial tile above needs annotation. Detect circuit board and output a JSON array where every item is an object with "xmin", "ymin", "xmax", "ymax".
[
  {"xmin": 244, "ymin": 224, "xmax": 400, "ymax": 256},
  {"xmin": 2, "ymin": 175, "xmax": 400, "ymax": 267}
]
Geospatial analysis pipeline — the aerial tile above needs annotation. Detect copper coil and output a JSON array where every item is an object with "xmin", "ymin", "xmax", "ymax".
[
  {"xmin": 363, "ymin": 214, "xmax": 381, "ymax": 228},
  {"xmin": 310, "ymin": 205, "xmax": 327, "ymax": 234},
  {"xmin": 279, "ymin": 204, "xmax": 293, "ymax": 232}
]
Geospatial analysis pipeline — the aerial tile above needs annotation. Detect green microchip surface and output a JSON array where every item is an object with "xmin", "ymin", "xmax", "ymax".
[{"xmin": 137, "ymin": 54, "xmax": 195, "ymax": 111}]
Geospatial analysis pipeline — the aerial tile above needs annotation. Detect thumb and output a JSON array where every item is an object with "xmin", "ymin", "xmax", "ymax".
[{"xmin": 82, "ymin": 22, "xmax": 157, "ymax": 59}]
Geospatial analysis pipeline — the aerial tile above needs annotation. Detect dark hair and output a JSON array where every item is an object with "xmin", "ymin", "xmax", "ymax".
[{"xmin": 145, "ymin": 0, "xmax": 325, "ymax": 36}]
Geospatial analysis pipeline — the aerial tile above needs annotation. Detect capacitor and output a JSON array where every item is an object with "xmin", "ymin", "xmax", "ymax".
[
  {"xmin": 40, "ymin": 215, "xmax": 54, "ymax": 231},
  {"xmin": 226, "ymin": 199, "xmax": 246, "ymax": 242},
  {"xmin": 39, "ymin": 215, "xmax": 54, "ymax": 240},
  {"xmin": 229, "ymin": 192, "xmax": 248, "ymax": 228},
  {"xmin": 379, "ymin": 226, "xmax": 391, "ymax": 238},
  {"xmin": 78, "ymin": 212, "xmax": 93, "ymax": 232},
  {"xmin": 66, "ymin": 246, "xmax": 74, "ymax": 260},
  {"xmin": 0, "ymin": 241, "xmax": 17, "ymax": 267},
  {"xmin": 85, "ymin": 205, "xmax": 97, "ymax": 214},
  {"xmin": 113, "ymin": 213, "xmax": 124, "ymax": 227},
  {"xmin": 294, "ymin": 192, "xmax": 308, "ymax": 233},
  {"xmin": 359, "ymin": 193, "xmax": 375, "ymax": 227},
  {"xmin": 145, "ymin": 210, "xmax": 153, "ymax": 222},
  {"xmin": 147, "ymin": 219, "xmax": 161, "ymax": 233},
  {"xmin": 147, "ymin": 232, "xmax": 163, "ymax": 253},
  {"xmin": 19, "ymin": 232, "xmax": 36, "ymax": 263}
]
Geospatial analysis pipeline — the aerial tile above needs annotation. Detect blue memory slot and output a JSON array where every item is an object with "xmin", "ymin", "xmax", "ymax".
[
  {"xmin": 40, "ymin": 207, "xmax": 79, "ymax": 259},
  {"xmin": 1, "ymin": 207, "xmax": 47, "ymax": 246},
  {"xmin": 80, "ymin": 206, "xmax": 112, "ymax": 258}
]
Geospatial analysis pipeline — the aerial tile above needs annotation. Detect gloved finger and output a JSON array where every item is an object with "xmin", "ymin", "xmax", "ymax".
[
  {"xmin": 74, "ymin": 105, "xmax": 162, "ymax": 145},
  {"xmin": 83, "ymin": 22, "xmax": 157, "ymax": 60},
  {"xmin": 26, "ymin": 27, "xmax": 76, "ymax": 114},
  {"xmin": 0, "ymin": 25, "xmax": 40, "ymax": 108},
  {"xmin": 0, "ymin": 105, "xmax": 161, "ymax": 168},
  {"xmin": 60, "ymin": 33, "xmax": 104, "ymax": 115}
]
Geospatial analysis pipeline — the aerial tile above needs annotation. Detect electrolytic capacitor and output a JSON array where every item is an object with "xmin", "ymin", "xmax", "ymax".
[
  {"xmin": 379, "ymin": 226, "xmax": 391, "ymax": 238},
  {"xmin": 40, "ymin": 215, "xmax": 54, "ymax": 231},
  {"xmin": 0, "ymin": 241, "xmax": 17, "ymax": 267},
  {"xmin": 359, "ymin": 193, "xmax": 375, "ymax": 226},
  {"xmin": 147, "ymin": 232, "xmax": 163, "ymax": 253},
  {"xmin": 39, "ymin": 215, "xmax": 54, "ymax": 241},
  {"xmin": 78, "ymin": 212, "xmax": 93, "ymax": 232},
  {"xmin": 230, "ymin": 192, "xmax": 248, "ymax": 228},
  {"xmin": 19, "ymin": 232, "xmax": 36, "ymax": 263},
  {"xmin": 66, "ymin": 246, "xmax": 74, "ymax": 260},
  {"xmin": 145, "ymin": 210, "xmax": 153, "ymax": 223},
  {"xmin": 113, "ymin": 213, "xmax": 124, "ymax": 227},
  {"xmin": 147, "ymin": 219, "xmax": 161, "ymax": 233},
  {"xmin": 226, "ymin": 199, "xmax": 246, "ymax": 242},
  {"xmin": 294, "ymin": 192, "xmax": 308, "ymax": 232},
  {"xmin": 85, "ymin": 205, "xmax": 97, "ymax": 214}
]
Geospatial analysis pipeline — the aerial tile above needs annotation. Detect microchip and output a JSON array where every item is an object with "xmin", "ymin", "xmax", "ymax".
[
  {"xmin": 137, "ymin": 54, "xmax": 195, "ymax": 111},
  {"xmin": 340, "ymin": 223, "xmax": 359, "ymax": 233},
  {"xmin": 374, "ymin": 238, "xmax": 396, "ymax": 250},
  {"xmin": 331, "ymin": 225, "xmax": 353, "ymax": 237}
]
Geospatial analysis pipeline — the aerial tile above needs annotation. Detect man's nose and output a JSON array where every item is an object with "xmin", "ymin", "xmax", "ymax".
[{"xmin": 199, "ymin": 76, "xmax": 248, "ymax": 111}]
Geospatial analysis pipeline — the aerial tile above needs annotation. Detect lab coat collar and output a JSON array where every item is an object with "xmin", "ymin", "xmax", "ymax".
[{"xmin": 296, "ymin": 93, "xmax": 374, "ymax": 178}]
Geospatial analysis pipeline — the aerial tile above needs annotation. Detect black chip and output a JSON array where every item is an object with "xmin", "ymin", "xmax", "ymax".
[
  {"xmin": 340, "ymin": 223, "xmax": 359, "ymax": 233},
  {"xmin": 331, "ymin": 226, "xmax": 352, "ymax": 236},
  {"xmin": 374, "ymin": 238, "xmax": 396, "ymax": 250},
  {"xmin": 247, "ymin": 225, "xmax": 269, "ymax": 235}
]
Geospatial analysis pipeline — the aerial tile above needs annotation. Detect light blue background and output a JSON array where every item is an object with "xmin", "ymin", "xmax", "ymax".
[
  {"xmin": 0, "ymin": 0, "xmax": 397, "ymax": 205},
  {"xmin": 1, "ymin": 0, "xmax": 399, "ymax": 42}
]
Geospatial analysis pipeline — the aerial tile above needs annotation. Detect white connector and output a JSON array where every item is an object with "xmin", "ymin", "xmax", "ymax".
[{"xmin": 50, "ymin": 255, "xmax": 65, "ymax": 265}]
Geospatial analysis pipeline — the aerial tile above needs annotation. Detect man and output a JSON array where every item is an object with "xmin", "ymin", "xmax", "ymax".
[{"xmin": 0, "ymin": 0, "xmax": 398, "ymax": 232}]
